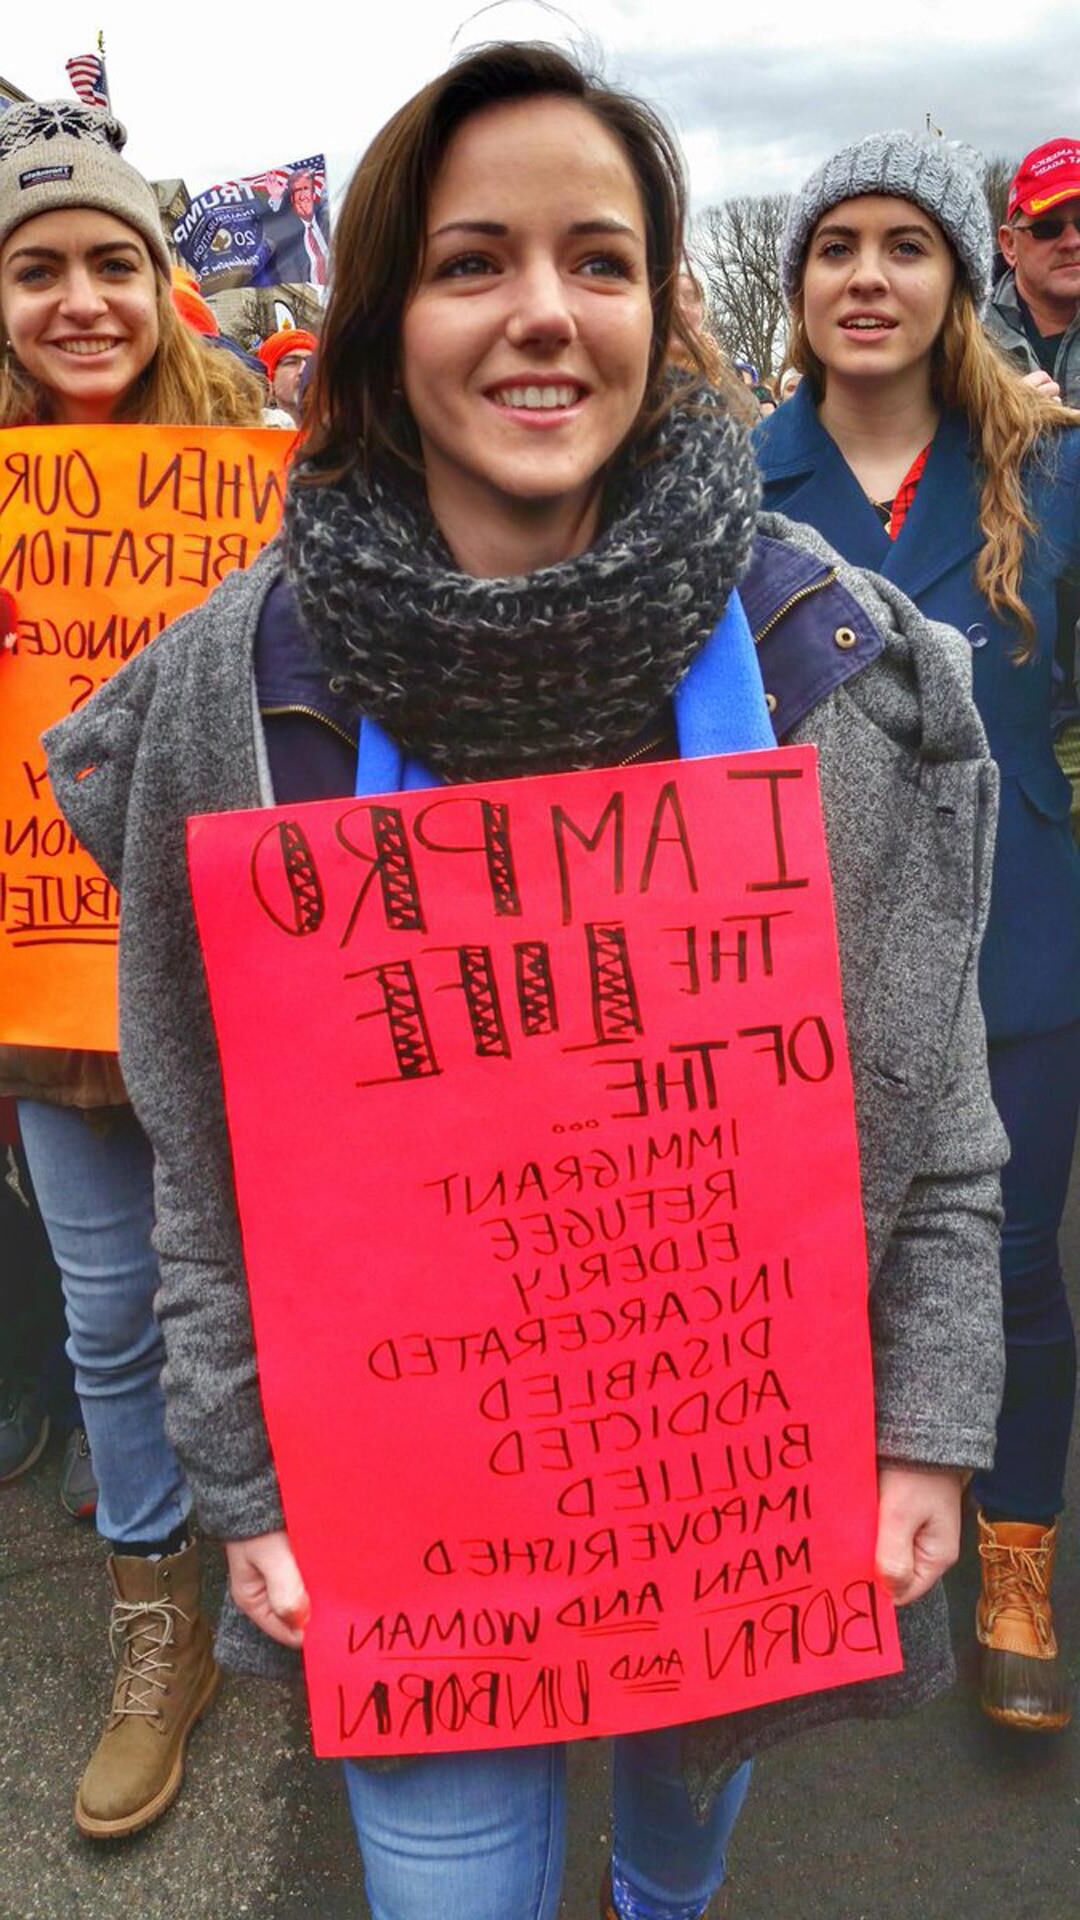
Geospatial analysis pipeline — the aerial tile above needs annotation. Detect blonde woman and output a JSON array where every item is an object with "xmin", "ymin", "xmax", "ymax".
[
  {"xmin": 754, "ymin": 131, "xmax": 1080, "ymax": 1735},
  {"xmin": 0, "ymin": 98, "xmax": 261, "ymax": 1839}
]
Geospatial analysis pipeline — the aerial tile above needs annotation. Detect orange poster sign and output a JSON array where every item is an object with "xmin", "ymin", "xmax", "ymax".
[
  {"xmin": 0, "ymin": 424, "xmax": 294, "ymax": 1050},
  {"xmin": 188, "ymin": 749, "xmax": 902, "ymax": 1759}
]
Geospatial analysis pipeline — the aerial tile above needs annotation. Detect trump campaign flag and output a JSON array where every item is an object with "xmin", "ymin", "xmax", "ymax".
[{"xmin": 173, "ymin": 156, "xmax": 330, "ymax": 295}]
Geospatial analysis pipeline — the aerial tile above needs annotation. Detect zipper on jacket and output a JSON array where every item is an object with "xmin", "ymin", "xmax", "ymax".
[
  {"xmin": 752, "ymin": 569, "xmax": 837, "ymax": 646},
  {"xmin": 618, "ymin": 733, "xmax": 669, "ymax": 768},
  {"xmin": 260, "ymin": 702, "xmax": 357, "ymax": 749},
  {"xmin": 266, "ymin": 704, "xmax": 668, "ymax": 770}
]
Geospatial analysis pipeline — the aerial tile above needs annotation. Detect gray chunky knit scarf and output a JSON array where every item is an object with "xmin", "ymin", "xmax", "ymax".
[{"xmin": 281, "ymin": 395, "xmax": 759, "ymax": 784}]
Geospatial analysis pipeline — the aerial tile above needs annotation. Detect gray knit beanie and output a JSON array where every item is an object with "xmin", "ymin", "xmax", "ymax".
[
  {"xmin": 780, "ymin": 131, "xmax": 993, "ymax": 314},
  {"xmin": 0, "ymin": 101, "xmax": 168, "ymax": 274}
]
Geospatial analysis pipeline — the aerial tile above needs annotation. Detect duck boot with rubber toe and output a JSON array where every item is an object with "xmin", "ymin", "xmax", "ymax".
[
  {"xmin": 75, "ymin": 1536, "xmax": 221, "ymax": 1838},
  {"xmin": 976, "ymin": 1511, "xmax": 1072, "ymax": 1732}
]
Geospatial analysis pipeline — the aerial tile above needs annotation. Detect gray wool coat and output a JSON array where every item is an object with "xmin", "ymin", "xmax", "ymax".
[{"xmin": 45, "ymin": 513, "xmax": 1006, "ymax": 1810}]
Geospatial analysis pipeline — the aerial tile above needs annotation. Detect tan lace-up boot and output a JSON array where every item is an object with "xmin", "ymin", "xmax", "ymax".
[
  {"xmin": 75, "ymin": 1537, "xmax": 221, "ymax": 1838},
  {"xmin": 976, "ymin": 1512, "xmax": 1072, "ymax": 1732}
]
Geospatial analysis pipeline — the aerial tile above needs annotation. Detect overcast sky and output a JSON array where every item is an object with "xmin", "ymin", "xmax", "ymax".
[{"xmin": 4, "ymin": 0, "xmax": 1079, "ymax": 214}]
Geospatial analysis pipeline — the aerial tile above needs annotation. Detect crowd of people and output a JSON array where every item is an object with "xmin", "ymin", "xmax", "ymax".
[{"xmin": 1, "ymin": 46, "xmax": 1078, "ymax": 1920}]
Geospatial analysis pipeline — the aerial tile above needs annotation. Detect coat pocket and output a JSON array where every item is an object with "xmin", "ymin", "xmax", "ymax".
[{"xmin": 844, "ymin": 770, "xmax": 981, "ymax": 1099}]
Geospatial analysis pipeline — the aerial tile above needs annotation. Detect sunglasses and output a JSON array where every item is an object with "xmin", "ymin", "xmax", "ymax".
[{"xmin": 1015, "ymin": 213, "xmax": 1080, "ymax": 242}]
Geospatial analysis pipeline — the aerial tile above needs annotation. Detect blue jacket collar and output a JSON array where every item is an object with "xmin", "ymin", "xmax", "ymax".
[
  {"xmin": 737, "ymin": 528, "xmax": 834, "ymax": 636},
  {"xmin": 886, "ymin": 407, "xmax": 983, "ymax": 599},
  {"xmin": 754, "ymin": 383, "xmax": 890, "ymax": 572},
  {"xmin": 755, "ymin": 383, "xmax": 982, "ymax": 598},
  {"xmin": 751, "ymin": 376, "xmax": 825, "ymax": 477}
]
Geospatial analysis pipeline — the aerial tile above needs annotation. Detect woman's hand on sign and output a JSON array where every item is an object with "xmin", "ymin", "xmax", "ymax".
[
  {"xmin": 874, "ymin": 1462, "xmax": 965, "ymax": 1606},
  {"xmin": 225, "ymin": 1531, "xmax": 311, "ymax": 1648}
]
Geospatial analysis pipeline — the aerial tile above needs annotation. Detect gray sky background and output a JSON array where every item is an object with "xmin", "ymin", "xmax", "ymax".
[{"xmin": 4, "ymin": 0, "xmax": 1079, "ymax": 215}]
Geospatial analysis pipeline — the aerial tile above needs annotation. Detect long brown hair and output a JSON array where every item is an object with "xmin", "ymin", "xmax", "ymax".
[
  {"xmin": 0, "ymin": 275, "xmax": 263, "ymax": 428},
  {"xmin": 302, "ymin": 40, "xmax": 712, "ymax": 485},
  {"xmin": 788, "ymin": 286, "xmax": 1080, "ymax": 657}
]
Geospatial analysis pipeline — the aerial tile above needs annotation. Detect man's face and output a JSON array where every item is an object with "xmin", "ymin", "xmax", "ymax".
[
  {"xmin": 273, "ymin": 348, "xmax": 311, "ymax": 416},
  {"xmin": 290, "ymin": 175, "xmax": 316, "ymax": 223},
  {"xmin": 1001, "ymin": 196, "xmax": 1080, "ymax": 315}
]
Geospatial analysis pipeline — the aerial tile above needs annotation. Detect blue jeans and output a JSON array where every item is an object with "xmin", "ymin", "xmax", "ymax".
[
  {"xmin": 974, "ymin": 1023, "xmax": 1080, "ymax": 1522},
  {"xmin": 343, "ymin": 1731, "xmax": 750, "ymax": 1920},
  {"xmin": 17, "ymin": 1100, "xmax": 189, "ymax": 1546}
]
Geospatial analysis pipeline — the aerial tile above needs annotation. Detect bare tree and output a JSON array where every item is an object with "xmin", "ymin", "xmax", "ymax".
[
  {"xmin": 981, "ymin": 153, "xmax": 1019, "ymax": 236},
  {"xmin": 229, "ymin": 283, "xmax": 322, "ymax": 352},
  {"xmin": 691, "ymin": 195, "xmax": 791, "ymax": 379}
]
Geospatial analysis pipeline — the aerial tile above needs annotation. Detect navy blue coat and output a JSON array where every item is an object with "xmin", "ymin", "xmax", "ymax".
[{"xmin": 754, "ymin": 383, "xmax": 1080, "ymax": 1042}]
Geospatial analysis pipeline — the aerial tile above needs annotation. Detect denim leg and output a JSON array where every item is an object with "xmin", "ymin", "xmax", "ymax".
[
  {"xmin": 16, "ymin": 1100, "xmax": 189, "ymax": 1545},
  {"xmin": 342, "ymin": 1745, "xmax": 565, "ymax": 1920},
  {"xmin": 974, "ymin": 1023, "xmax": 1080, "ymax": 1521},
  {"xmin": 611, "ymin": 1729, "xmax": 751, "ymax": 1919}
]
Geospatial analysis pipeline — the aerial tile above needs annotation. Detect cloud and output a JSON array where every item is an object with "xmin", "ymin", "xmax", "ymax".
[
  {"xmin": 4, "ymin": 2, "xmax": 1077, "ymax": 215},
  {"xmin": 611, "ymin": 34, "xmax": 1080, "ymax": 203}
]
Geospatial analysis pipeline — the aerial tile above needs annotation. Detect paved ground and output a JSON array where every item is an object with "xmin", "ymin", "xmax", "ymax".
[{"xmin": 3, "ymin": 1182, "xmax": 1078, "ymax": 1920}]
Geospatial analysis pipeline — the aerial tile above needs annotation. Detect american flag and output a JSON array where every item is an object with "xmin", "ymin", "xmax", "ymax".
[{"xmin": 65, "ymin": 53, "xmax": 110, "ymax": 110}]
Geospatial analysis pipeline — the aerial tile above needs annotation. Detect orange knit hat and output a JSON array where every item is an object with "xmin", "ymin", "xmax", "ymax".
[
  {"xmin": 257, "ymin": 327, "xmax": 317, "ymax": 380},
  {"xmin": 170, "ymin": 267, "xmax": 217, "ymax": 338}
]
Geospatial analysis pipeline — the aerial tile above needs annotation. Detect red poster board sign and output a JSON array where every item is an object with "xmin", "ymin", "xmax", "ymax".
[
  {"xmin": 188, "ymin": 748, "xmax": 901, "ymax": 1758},
  {"xmin": 0, "ymin": 424, "xmax": 294, "ymax": 1051}
]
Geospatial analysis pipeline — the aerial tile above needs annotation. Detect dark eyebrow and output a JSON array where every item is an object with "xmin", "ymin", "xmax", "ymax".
[
  {"xmin": 814, "ymin": 220, "xmax": 937, "ymax": 242},
  {"xmin": 5, "ymin": 241, "xmax": 144, "ymax": 263},
  {"xmin": 428, "ymin": 217, "xmax": 641, "ymax": 241},
  {"xmin": 4, "ymin": 246, "xmax": 64, "ymax": 263},
  {"xmin": 566, "ymin": 219, "xmax": 640, "ymax": 239},
  {"xmin": 429, "ymin": 220, "xmax": 507, "ymax": 239}
]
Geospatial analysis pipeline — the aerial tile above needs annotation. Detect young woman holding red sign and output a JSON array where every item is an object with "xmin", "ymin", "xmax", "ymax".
[
  {"xmin": 47, "ymin": 47, "xmax": 1005, "ymax": 1918},
  {"xmin": 0, "ymin": 99, "xmax": 261, "ymax": 1840}
]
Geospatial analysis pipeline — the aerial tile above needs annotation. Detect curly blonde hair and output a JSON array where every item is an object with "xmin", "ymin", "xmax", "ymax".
[
  {"xmin": 0, "ymin": 276, "xmax": 264, "ymax": 428},
  {"xmin": 788, "ymin": 286, "xmax": 1080, "ymax": 658}
]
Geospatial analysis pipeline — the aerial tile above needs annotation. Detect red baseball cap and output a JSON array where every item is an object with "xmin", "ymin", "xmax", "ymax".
[{"xmin": 1008, "ymin": 140, "xmax": 1080, "ymax": 220}]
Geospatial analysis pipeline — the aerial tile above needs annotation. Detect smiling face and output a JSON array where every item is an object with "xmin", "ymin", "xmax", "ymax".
[
  {"xmin": 400, "ymin": 94, "xmax": 654, "ymax": 565},
  {"xmin": 801, "ymin": 195, "xmax": 955, "ymax": 389},
  {"xmin": 1001, "ymin": 195, "xmax": 1080, "ymax": 321},
  {"xmin": 0, "ymin": 208, "xmax": 159, "ymax": 424}
]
